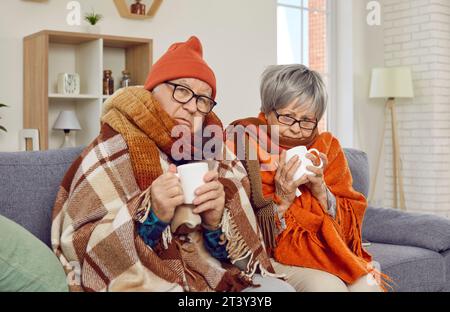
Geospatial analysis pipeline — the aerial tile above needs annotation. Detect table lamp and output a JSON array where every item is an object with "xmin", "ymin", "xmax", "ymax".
[
  {"xmin": 53, "ymin": 111, "xmax": 81, "ymax": 148},
  {"xmin": 369, "ymin": 67, "xmax": 414, "ymax": 210}
]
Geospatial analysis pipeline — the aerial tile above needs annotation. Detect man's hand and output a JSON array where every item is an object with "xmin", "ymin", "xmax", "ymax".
[
  {"xmin": 192, "ymin": 170, "xmax": 225, "ymax": 230},
  {"xmin": 150, "ymin": 164, "xmax": 184, "ymax": 223}
]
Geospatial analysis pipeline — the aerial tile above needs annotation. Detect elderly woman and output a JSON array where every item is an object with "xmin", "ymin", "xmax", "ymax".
[
  {"xmin": 51, "ymin": 37, "xmax": 293, "ymax": 292},
  {"xmin": 228, "ymin": 64, "xmax": 389, "ymax": 292}
]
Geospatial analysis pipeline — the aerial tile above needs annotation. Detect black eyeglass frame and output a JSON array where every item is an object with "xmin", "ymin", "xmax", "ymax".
[
  {"xmin": 274, "ymin": 110, "xmax": 319, "ymax": 131},
  {"xmin": 165, "ymin": 81, "xmax": 217, "ymax": 114}
]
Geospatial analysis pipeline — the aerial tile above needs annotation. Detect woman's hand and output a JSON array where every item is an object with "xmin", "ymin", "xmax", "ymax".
[
  {"xmin": 150, "ymin": 164, "xmax": 184, "ymax": 223},
  {"xmin": 192, "ymin": 170, "xmax": 225, "ymax": 230},
  {"xmin": 305, "ymin": 152, "xmax": 329, "ymax": 208},
  {"xmin": 274, "ymin": 150, "xmax": 309, "ymax": 215}
]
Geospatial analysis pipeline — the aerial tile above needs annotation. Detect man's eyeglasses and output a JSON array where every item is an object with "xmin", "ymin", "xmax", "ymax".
[
  {"xmin": 165, "ymin": 81, "xmax": 217, "ymax": 114},
  {"xmin": 274, "ymin": 111, "xmax": 318, "ymax": 131}
]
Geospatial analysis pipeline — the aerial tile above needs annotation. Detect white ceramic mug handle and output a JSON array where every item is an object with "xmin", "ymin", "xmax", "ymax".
[{"xmin": 308, "ymin": 148, "xmax": 323, "ymax": 169}]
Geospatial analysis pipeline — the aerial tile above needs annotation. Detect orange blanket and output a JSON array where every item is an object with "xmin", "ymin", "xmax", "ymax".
[{"xmin": 265, "ymin": 132, "xmax": 374, "ymax": 284}]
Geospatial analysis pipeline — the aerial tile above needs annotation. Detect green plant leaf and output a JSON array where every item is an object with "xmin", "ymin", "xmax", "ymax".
[
  {"xmin": 0, "ymin": 103, "xmax": 8, "ymax": 108},
  {"xmin": 0, "ymin": 125, "xmax": 7, "ymax": 132},
  {"xmin": 84, "ymin": 12, "xmax": 103, "ymax": 25}
]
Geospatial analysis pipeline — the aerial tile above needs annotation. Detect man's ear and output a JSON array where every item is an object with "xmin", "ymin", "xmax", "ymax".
[
  {"xmin": 150, "ymin": 83, "xmax": 164, "ymax": 94},
  {"xmin": 151, "ymin": 84, "xmax": 163, "ymax": 95}
]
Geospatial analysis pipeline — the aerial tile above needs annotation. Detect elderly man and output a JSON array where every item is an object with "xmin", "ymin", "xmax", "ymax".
[{"xmin": 51, "ymin": 36, "xmax": 293, "ymax": 292}]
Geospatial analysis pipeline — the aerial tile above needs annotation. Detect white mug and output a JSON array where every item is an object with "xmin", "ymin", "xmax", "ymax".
[
  {"xmin": 176, "ymin": 162, "xmax": 209, "ymax": 204},
  {"xmin": 285, "ymin": 146, "xmax": 323, "ymax": 181}
]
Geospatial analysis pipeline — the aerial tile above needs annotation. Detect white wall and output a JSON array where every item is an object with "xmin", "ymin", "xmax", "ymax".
[
  {"xmin": 382, "ymin": 0, "xmax": 450, "ymax": 216},
  {"xmin": 0, "ymin": 0, "xmax": 276, "ymax": 152},
  {"xmin": 332, "ymin": 0, "xmax": 386, "ymax": 205},
  {"xmin": 352, "ymin": 0, "xmax": 386, "ymax": 206}
]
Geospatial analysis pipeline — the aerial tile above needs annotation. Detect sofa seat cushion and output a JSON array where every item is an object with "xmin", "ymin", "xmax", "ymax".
[
  {"xmin": 0, "ymin": 215, "xmax": 68, "ymax": 292},
  {"xmin": 363, "ymin": 207, "xmax": 450, "ymax": 253},
  {"xmin": 366, "ymin": 242, "xmax": 445, "ymax": 292}
]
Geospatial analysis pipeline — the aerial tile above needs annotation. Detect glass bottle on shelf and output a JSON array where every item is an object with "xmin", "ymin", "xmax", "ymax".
[
  {"xmin": 120, "ymin": 70, "xmax": 131, "ymax": 89},
  {"xmin": 103, "ymin": 70, "xmax": 114, "ymax": 96},
  {"xmin": 131, "ymin": 0, "xmax": 146, "ymax": 15}
]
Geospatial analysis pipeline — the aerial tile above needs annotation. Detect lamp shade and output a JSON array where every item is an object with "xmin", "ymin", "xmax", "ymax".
[
  {"xmin": 53, "ymin": 111, "xmax": 81, "ymax": 131},
  {"xmin": 369, "ymin": 67, "xmax": 414, "ymax": 99}
]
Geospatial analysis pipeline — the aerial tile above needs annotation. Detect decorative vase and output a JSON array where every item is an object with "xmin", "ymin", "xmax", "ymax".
[
  {"xmin": 131, "ymin": 0, "xmax": 146, "ymax": 15},
  {"xmin": 85, "ymin": 24, "xmax": 101, "ymax": 34},
  {"xmin": 103, "ymin": 70, "xmax": 114, "ymax": 96},
  {"xmin": 120, "ymin": 70, "xmax": 131, "ymax": 89}
]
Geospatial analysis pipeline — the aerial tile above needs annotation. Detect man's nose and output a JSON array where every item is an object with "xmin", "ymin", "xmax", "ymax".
[{"xmin": 183, "ymin": 97, "xmax": 198, "ymax": 113}]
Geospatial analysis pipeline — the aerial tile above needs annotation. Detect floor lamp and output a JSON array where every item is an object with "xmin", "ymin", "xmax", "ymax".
[{"xmin": 369, "ymin": 67, "xmax": 414, "ymax": 210}]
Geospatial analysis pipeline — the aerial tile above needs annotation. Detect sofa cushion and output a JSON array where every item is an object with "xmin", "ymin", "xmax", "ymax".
[
  {"xmin": 366, "ymin": 242, "xmax": 445, "ymax": 292},
  {"xmin": 0, "ymin": 147, "xmax": 83, "ymax": 246},
  {"xmin": 363, "ymin": 206, "xmax": 450, "ymax": 253},
  {"xmin": 0, "ymin": 215, "xmax": 68, "ymax": 292},
  {"xmin": 343, "ymin": 148, "xmax": 369, "ymax": 198}
]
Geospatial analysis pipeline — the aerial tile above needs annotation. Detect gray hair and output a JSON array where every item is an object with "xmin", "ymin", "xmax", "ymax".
[{"xmin": 260, "ymin": 64, "xmax": 328, "ymax": 120}]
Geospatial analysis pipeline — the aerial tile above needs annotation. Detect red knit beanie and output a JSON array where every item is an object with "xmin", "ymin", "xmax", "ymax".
[{"xmin": 144, "ymin": 36, "xmax": 217, "ymax": 99}]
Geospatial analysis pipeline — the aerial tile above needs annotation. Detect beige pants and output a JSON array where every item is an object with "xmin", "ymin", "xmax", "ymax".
[{"xmin": 271, "ymin": 259, "xmax": 382, "ymax": 292}]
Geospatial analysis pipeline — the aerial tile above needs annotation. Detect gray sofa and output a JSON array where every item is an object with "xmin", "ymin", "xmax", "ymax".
[{"xmin": 1, "ymin": 146, "xmax": 450, "ymax": 292}]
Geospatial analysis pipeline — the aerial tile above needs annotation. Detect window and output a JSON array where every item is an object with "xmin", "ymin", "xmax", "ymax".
[{"xmin": 277, "ymin": 0, "xmax": 333, "ymax": 133}]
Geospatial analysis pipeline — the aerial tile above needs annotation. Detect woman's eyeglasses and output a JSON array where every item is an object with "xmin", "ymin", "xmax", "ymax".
[
  {"xmin": 274, "ymin": 111, "xmax": 318, "ymax": 131},
  {"xmin": 165, "ymin": 81, "xmax": 217, "ymax": 114}
]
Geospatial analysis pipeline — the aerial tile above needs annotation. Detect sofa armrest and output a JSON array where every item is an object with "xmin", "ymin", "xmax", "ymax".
[{"xmin": 362, "ymin": 206, "xmax": 450, "ymax": 252}]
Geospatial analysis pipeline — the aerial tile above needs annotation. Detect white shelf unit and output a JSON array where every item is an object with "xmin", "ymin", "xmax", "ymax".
[
  {"xmin": 48, "ymin": 39, "xmax": 102, "ymax": 150},
  {"xmin": 24, "ymin": 30, "xmax": 153, "ymax": 150}
]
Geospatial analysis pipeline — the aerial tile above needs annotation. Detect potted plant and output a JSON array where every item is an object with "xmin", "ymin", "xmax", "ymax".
[
  {"xmin": 0, "ymin": 103, "xmax": 7, "ymax": 133},
  {"xmin": 84, "ymin": 10, "xmax": 103, "ymax": 34}
]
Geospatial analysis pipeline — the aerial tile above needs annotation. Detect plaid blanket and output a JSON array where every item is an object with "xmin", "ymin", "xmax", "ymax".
[{"xmin": 51, "ymin": 87, "xmax": 277, "ymax": 292}]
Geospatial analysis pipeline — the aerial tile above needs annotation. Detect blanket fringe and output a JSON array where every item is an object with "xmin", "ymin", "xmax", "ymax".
[
  {"xmin": 367, "ymin": 264, "xmax": 396, "ymax": 292},
  {"xmin": 259, "ymin": 263, "xmax": 286, "ymax": 278},
  {"xmin": 222, "ymin": 208, "xmax": 285, "ymax": 279},
  {"xmin": 135, "ymin": 185, "xmax": 152, "ymax": 223},
  {"xmin": 255, "ymin": 206, "xmax": 277, "ymax": 256},
  {"xmin": 221, "ymin": 208, "xmax": 258, "ymax": 277}
]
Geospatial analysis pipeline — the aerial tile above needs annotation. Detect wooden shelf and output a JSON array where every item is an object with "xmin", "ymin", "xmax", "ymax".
[
  {"xmin": 26, "ymin": 30, "xmax": 151, "ymax": 46},
  {"xmin": 113, "ymin": 0, "xmax": 163, "ymax": 20},
  {"xmin": 24, "ymin": 30, "xmax": 153, "ymax": 150},
  {"xmin": 49, "ymin": 94, "xmax": 99, "ymax": 99}
]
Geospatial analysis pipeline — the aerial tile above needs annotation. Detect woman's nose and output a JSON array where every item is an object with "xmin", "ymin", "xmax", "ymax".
[{"xmin": 290, "ymin": 122, "xmax": 301, "ymax": 133}]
